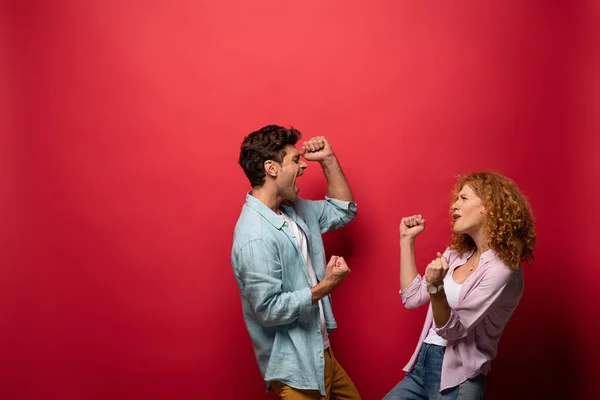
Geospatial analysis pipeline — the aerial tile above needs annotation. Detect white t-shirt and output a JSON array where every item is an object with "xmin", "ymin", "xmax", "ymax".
[{"xmin": 281, "ymin": 212, "xmax": 330, "ymax": 349}]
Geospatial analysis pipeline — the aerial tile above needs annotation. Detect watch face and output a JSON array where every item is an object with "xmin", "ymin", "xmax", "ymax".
[{"xmin": 427, "ymin": 285, "xmax": 437, "ymax": 294}]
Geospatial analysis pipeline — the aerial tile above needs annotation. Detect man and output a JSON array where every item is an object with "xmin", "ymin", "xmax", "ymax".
[{"xmin": 231, "ymin": 125, "xmax": 361, "ymax": 399}]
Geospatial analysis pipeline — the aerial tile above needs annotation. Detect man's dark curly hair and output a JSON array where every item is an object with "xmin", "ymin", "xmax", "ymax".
[{"xmin": 238, "ymin": 125, "xmax": 302, "ymax": 187}]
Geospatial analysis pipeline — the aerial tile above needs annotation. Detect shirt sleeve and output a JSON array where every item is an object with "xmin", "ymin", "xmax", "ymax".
[
  {"xmin": 399, "ymin": 274, "xmax": 430, "ymax": 309},
  {"xmin": 235, "ymin": 239, "xmax": 314, "ymax": 327},
  {"xmin": 434, "ymin": 262, "xmax": 516, "ymax": 341},
  {"xmin": 399, "ymin": 249, "xmax": 454, "ymax": 309},
  {"xmin": 298, "ymin": 196, "xmax": 357, "ymax": 234}
]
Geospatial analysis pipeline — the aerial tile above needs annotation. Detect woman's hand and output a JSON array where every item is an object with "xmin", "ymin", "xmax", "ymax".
[
  {"xmin": 424, "ymin": 252, "xmax": 449, "ymax": 285},
  {"xmin": 399, "ymin": 215, "xmax": 425, "ymax": 241}
]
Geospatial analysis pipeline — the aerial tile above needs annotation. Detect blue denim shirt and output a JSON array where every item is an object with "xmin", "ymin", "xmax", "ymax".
[{"xmin": 231, "ymin": 193, "xmax": 357, "ymax": 395}]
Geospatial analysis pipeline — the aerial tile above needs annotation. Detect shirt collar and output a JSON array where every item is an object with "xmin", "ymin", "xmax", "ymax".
[
  {"xmin": 479, "ymin": 248, "xmax": 496, "ymax": 263},
  {"xmin": 244, "ymin": 192, "xmax": 285, "ymax": 230},
  {"xmin": 459, "ymin": 247, "xmax": 498, "ymax": 265}
]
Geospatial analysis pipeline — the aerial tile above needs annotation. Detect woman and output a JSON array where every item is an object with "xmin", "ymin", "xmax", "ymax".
[{"xmin": 384, "ymin": 172, "xmax": 536, "ymax": 399}]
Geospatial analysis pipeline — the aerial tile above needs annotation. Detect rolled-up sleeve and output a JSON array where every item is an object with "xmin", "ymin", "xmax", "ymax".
[
  {"xmin": 434, "ymin": 264, "xmax": 514, "ymax": 341},
  {"xmin": 235, "ymin": 239, "xmax": 314, "ymax": 327},
  {"xmin": 312, "ymin": 196, "xmax": 357, "ymax": 234},
  {"xmin": 400, "ymin": 274, "xmax": 430, "ymax": 309},
  {"xmin": 400, "ymin": 248, "xmax": 454, "ymax": 309}
]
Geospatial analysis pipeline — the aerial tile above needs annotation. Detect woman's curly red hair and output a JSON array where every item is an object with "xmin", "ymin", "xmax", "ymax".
[{"xmin": 449, "ymin": 172, "xmax": 536, "ymax": 269}]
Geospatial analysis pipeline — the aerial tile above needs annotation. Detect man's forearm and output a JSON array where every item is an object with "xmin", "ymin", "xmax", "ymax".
[
  {"xmin": 310, "ymin": 276, "xmax": 339, "ymax": 304},
  {"xmin": 320, "ymin": 155, "xmax": 353, "ymax": 201}
]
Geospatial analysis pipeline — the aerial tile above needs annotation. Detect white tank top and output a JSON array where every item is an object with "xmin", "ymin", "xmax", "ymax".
[{"xmin": 423, "ymin": 271, "xmax": 463, "ymax": 346}]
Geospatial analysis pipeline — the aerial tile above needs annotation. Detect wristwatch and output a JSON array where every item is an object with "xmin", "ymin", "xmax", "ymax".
[{"xmin": 427, "ymin": 282, "xmax": 444, "ymax": 294}]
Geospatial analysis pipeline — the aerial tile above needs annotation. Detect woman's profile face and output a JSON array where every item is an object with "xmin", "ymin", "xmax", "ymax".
[{"xmin": 451, "ymin": 184, "xmax": 486, "ymax": 236}]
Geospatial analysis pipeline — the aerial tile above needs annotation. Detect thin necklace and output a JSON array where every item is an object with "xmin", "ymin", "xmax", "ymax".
[{"xmin": 469, "ymin": 252, "xmax": 479, "ymax": 272}]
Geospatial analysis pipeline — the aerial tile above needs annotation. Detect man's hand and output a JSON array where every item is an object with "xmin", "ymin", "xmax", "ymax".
[
  {"xmin": 300, "ymin": 136, "xmax": 334, "ymax": 162},
  {"xmin": 325, "ymin": 255, "xmax": 350, "ymax": 284},
  {"xmin": 311, "ymin": 255, "xmax": 351, "ymax": 303},
  {"xmin": 424, "ymin": 252, "xmax": 449, "ymax": 285}
]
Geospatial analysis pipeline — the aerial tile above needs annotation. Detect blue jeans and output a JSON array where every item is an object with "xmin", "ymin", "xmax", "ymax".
[{"xmin": 383, "ymin": 343, "xmax": 486, "ymax": 400}]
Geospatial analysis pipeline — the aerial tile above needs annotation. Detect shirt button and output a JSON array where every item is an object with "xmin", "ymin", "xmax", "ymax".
[{"xmin": 319, "ymin": 353, "xmax": 323, "ymax": 359}]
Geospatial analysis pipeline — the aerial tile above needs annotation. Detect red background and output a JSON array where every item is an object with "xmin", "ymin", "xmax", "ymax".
[{"xmin": 2, "ymin": 1, "xmax": 598, "ymax": 399}]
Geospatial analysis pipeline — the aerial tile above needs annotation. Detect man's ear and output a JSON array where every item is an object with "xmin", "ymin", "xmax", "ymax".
[{"xmin": 264, "ymin": 160, "xmax": 279, "ymax": 178}]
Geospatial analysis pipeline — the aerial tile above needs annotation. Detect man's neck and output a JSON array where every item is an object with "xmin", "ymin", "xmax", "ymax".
[{"xmin": 251, "ymin": 186, "xmax": 283, "ymax": 214}]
